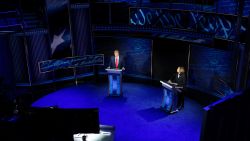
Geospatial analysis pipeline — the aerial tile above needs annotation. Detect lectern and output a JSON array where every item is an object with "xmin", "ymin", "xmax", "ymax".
[
  {"xmin": 160, "ymin": 81, "xmax": 182, "ymax": 113},
  {"xmin": 106, "ymin": 69, "xmax": 123, "ymax": 96}
]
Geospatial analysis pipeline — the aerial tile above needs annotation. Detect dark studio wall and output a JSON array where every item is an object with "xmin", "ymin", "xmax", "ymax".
[
  {"xmin": 152, "ymin": 39, "xmax": 189, "ymax": 81},
  {"xmin": 90, "ymin": 2, "xmax": 129, "ymax": 25},
  {"xmin": 0, "ymin": 33, "xmax": 16, "ymax": 115},
  {"xmin": 0, "ymin": 34, "xmax": 15, "ymax": 87}
]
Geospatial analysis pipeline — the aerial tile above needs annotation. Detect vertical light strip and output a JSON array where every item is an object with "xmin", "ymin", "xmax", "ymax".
[
  {"xmin": 187, "ymin": 44, "xmax": 191, "ymax": 84},
  {"xmin": 23, "ymin": 33, "xmax": 32, "ymax": 86},
  {"xmin": 67, "ymin": 0, "xmax": 77, "ymax": 85},
  {"xmin": 151, "ymin": 39, "xmax": 153, "ymax": 79}
]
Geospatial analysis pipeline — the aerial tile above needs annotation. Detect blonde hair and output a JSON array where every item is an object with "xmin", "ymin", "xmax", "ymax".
[{"xmin": 177, "ymin": 66, "xmax": 185, "ymax": 73}]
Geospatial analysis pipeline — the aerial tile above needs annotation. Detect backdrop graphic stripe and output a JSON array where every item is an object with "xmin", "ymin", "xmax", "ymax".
[
  {"xmin": 71, "ymin": 4, "xmax": 93, "ymax": 75},
  {"xmin": 26, "ymin": 29, "xmax": 52, "ymax": 83},
  {"xmin": 9, "ymin": 35, "xmax": 29, "ymax": 84}
]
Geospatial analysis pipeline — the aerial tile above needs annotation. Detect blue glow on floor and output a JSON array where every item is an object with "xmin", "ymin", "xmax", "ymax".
[{"xmin": 32, "ymin": 82, "xmax": 203, "ymax": 141}]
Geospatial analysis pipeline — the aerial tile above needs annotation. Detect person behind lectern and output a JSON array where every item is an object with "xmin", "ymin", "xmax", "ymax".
[
  {"xmin": 108, "ymin": 49, "xmax": 125, "ymax": 70},
  {"xmin": 168, "ymin": 66, "xmax": 186, "ymax": 112},
  {"xmin": 168, "ymin": 67, "xmax": 186, "ymax": 87}
]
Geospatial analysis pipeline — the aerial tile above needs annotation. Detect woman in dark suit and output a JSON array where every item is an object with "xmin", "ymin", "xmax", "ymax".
[
  {"xmin": 169, "ymin": 67, "xmax": 186, "ymax": 87},
  {"xmin": 168, "ymin": 67, "xmax": 186, "ymax": 110}
]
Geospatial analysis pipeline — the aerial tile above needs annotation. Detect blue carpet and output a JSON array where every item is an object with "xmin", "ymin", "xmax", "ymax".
[{"xmin": 32, "ymin": 82, "xmax": 203, "ymax": 141}]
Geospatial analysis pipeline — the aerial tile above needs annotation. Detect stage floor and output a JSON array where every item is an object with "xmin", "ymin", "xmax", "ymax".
[{"xmin": 32, "ymin": 82, "xmax": 204, "ymax": 141}]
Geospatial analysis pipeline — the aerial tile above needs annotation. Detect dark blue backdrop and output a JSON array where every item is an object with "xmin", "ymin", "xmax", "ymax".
[
  {"xmin": 188, "ymin": 45, "xmax": 235, "ymax": 97},
  {"xmin": 0, "ymin": 34, "xmax": 14, "ymax": 86}
]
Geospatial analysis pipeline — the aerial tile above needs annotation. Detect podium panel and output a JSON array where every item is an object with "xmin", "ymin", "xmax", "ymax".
[
  {"xmin": 160, "ymin": 81, "xmax": 181, "ymax": 113},
  {"xmin": 106, "ymin": 69, "xmax": 123, "ymax": 96}
]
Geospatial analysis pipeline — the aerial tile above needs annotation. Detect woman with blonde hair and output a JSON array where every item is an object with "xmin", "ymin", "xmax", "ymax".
[
  {"xmin": 168, "ymin": 66, "xmax": 186, "ymax": 87},
  {"xmin": 167, "ymin": 66, "xmax": 186, "ymax": 112}
]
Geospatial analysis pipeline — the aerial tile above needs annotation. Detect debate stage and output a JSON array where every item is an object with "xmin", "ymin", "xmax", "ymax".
[{"xmin": 32, "ymin": 82, "xmax": 203, "ymax": 141}]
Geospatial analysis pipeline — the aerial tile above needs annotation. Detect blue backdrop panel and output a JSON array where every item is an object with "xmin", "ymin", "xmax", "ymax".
[
  {"xmin": 70, "ymin": 4, "xmax": 93, "ymax": 75},
  {"xmin": 25, "ymin": 30, "xmax": 52, "ymax": 84},
  {"xmin": 9, "ymin": 34, "xmax": 30, "ymax": 84},
  {"xmin": 70, "ymin": 4, "xmax": 92, "ymax": 56},
  {"xmin": 188, "ymin": 45, "xmax": 235, "ymax": 97},
  {"xmin": 46, "ymin": 0, "xmax": 72, "ymax": 58},
  {"xmin": 95, "ymin": 36, "xmax": 152, "ymax": 78},
  {"xmin": 46, "ymin": 0, "xmax": 74, "ymax": 79}
]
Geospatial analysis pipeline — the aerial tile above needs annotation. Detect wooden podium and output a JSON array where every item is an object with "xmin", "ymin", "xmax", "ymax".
[
  {"xmin": 106, "ymin": 69, "xmax": 123, "ymax": 96},
  {"xmin": 160, "ymin": 80, "xmax": 182, "ymax": 113}
]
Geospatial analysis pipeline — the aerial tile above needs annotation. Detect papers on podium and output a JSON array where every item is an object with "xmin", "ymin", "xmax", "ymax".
[
  {"xmin": 160, "ymin": 80, "xmax": 173, "ymax": 89},
  {"xmin": 105, "ymin": 69, "xmax": 123, "ymax": 74},
  {"xmin": 160, "ymin": 80, "xmax": 182, "ymax": 92}
]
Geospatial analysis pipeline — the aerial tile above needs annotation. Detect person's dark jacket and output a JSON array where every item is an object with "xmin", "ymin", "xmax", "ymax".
[
  {"xmin": 170, "ymin": 73, "xmax": 186, "ymax": 87},
  {"xmin": 108, "ymin": 56, "xmax": 125, "ymax": 69}
]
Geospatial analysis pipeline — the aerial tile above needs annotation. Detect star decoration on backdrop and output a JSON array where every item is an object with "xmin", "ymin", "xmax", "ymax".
[{"xmin": 51, "ymin": 29, "xmax": 66, "ymax": 54}]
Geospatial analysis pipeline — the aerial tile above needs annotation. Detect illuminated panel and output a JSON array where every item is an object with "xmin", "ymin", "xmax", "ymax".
[{"xmin": 39, "ymin": 54, "xmax": 104, "ymax": 73}]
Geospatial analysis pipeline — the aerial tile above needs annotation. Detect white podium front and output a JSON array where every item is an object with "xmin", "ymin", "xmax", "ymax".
[
  {"xmin": 73, "ymin": 131, "xmax": 112, "ymax": 141},
  {"xmin": 73, "ymin": 125, "xmax": 114, "ymax": 141}
]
